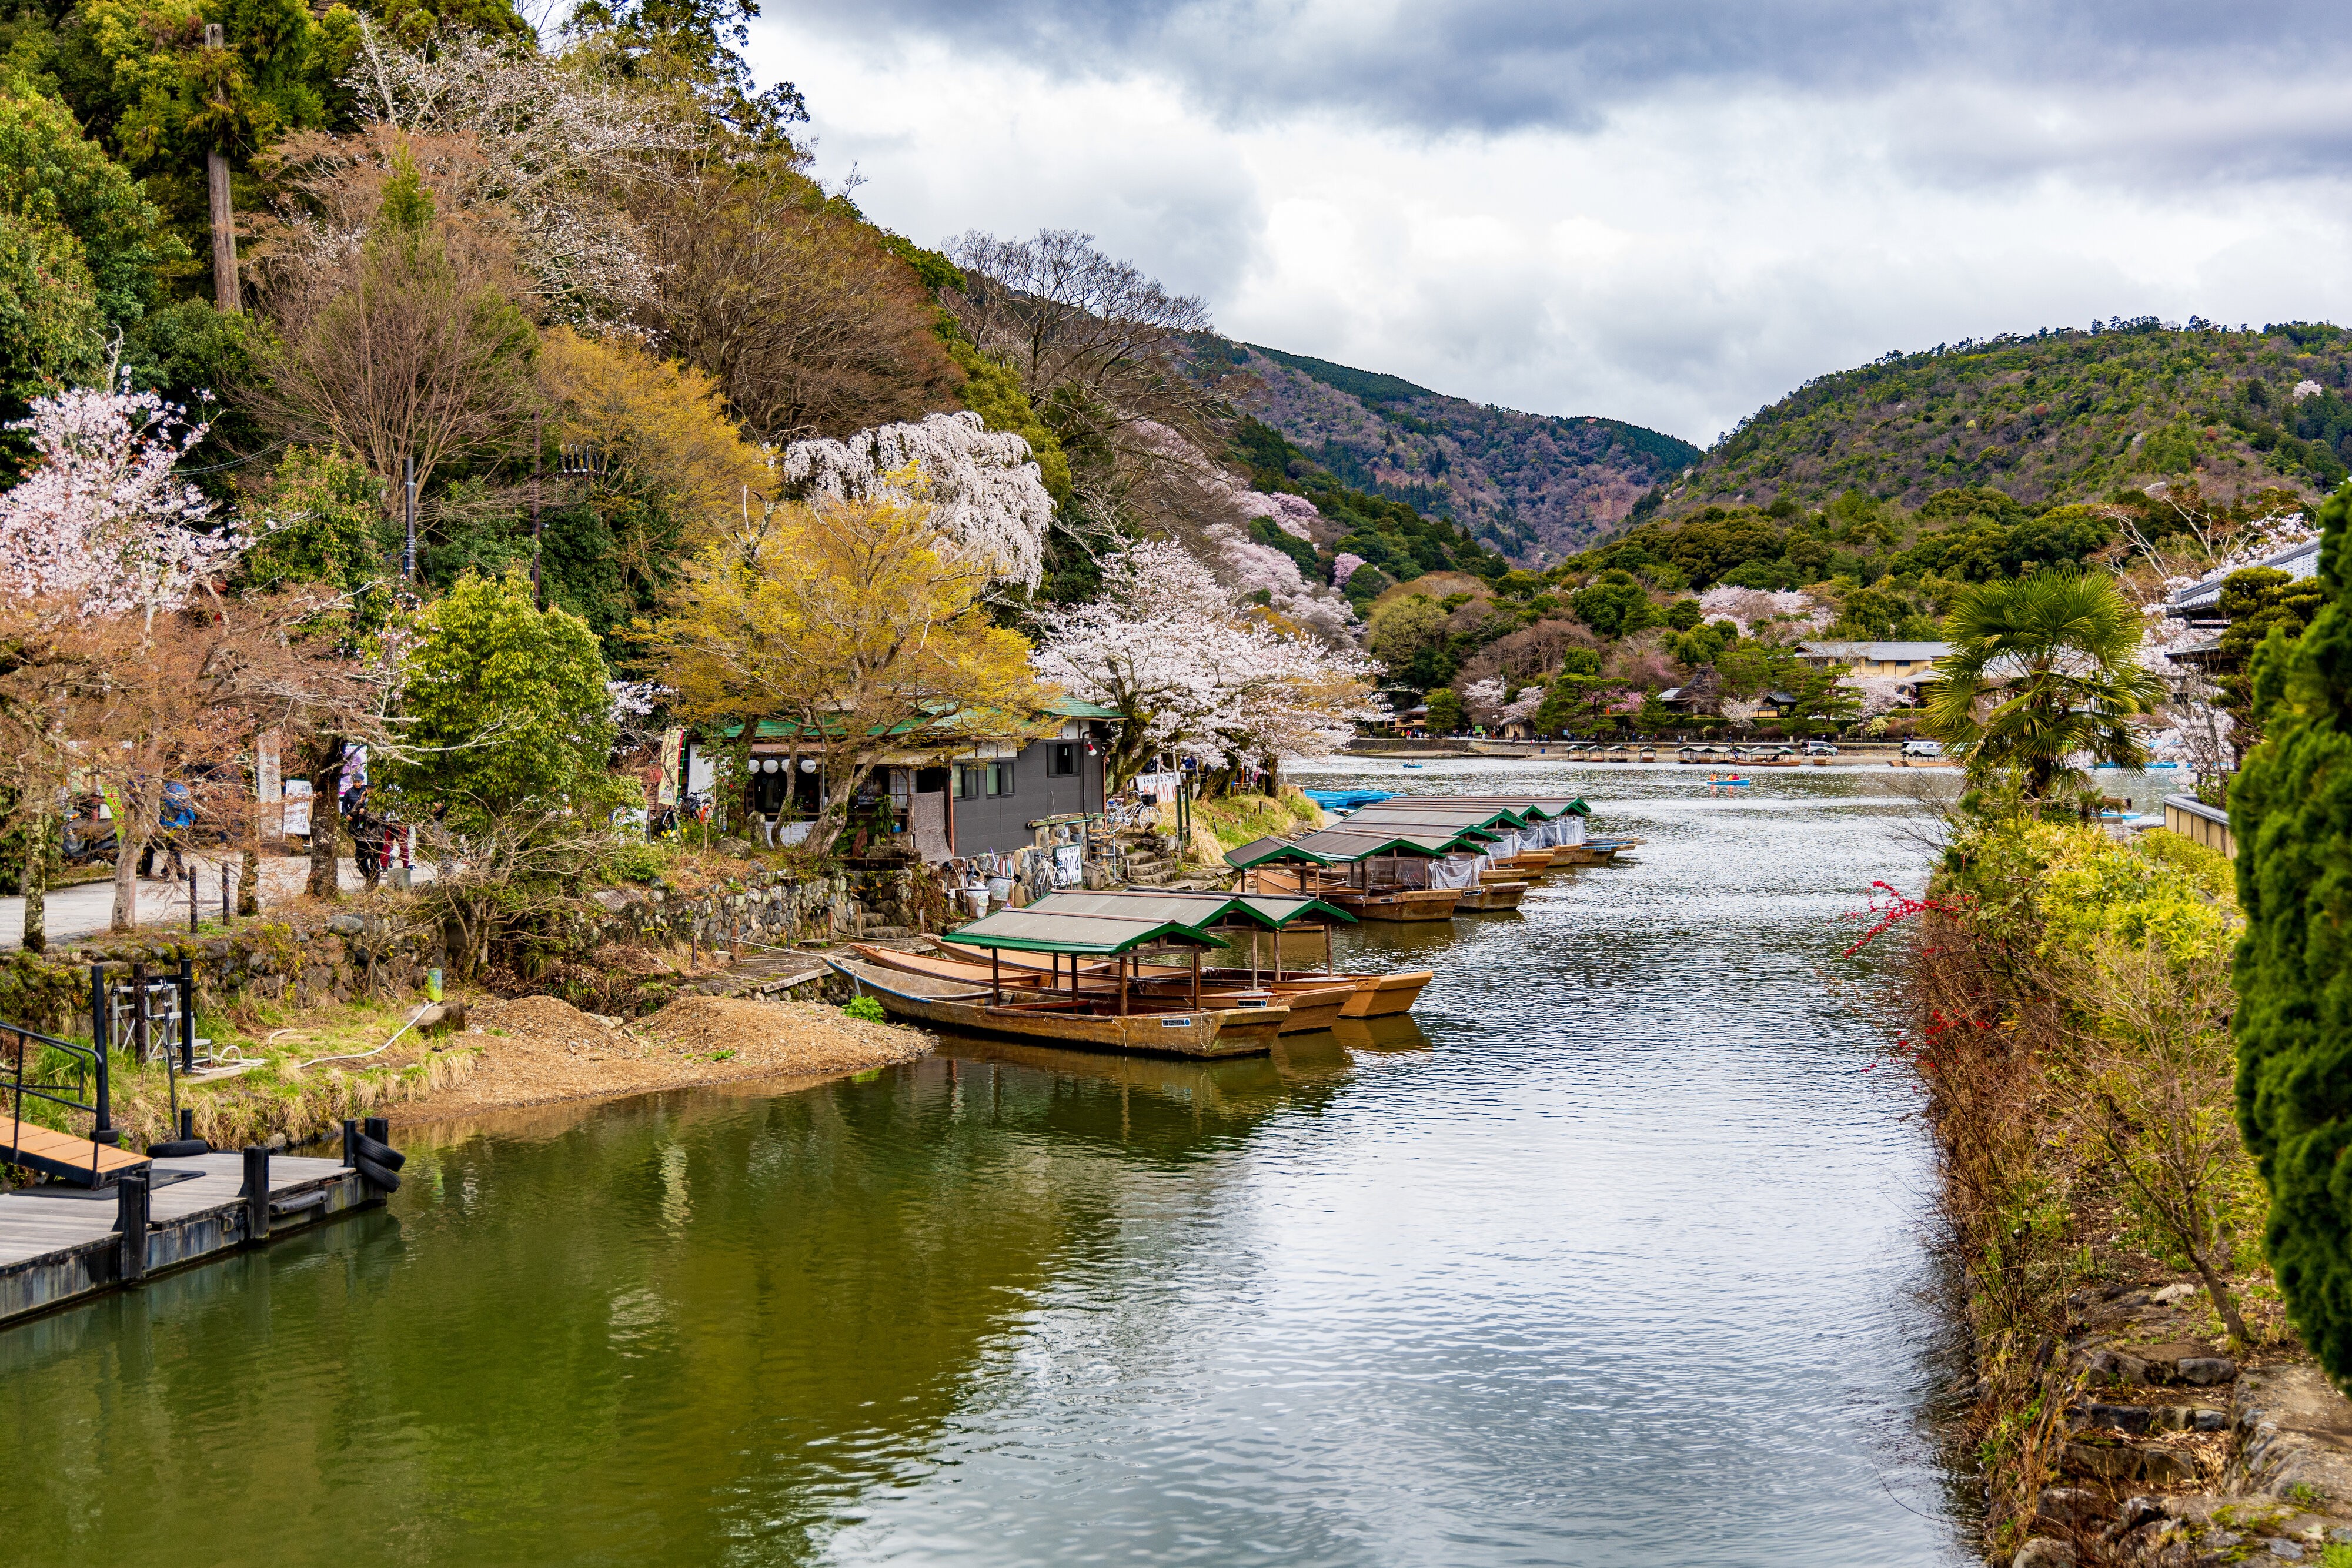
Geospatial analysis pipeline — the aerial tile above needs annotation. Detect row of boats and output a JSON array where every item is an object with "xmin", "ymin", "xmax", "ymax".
[{"xmin": 826, "ymin": 793, "xmax": 1639, "ymax": 1060}]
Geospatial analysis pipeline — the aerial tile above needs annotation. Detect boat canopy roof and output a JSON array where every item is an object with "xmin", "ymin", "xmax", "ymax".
[
  {"xmin": 949, "ymin": 908, "xmax": 1233, "ymax": 955},
  {"xmin": 1224, "ymin": 835, "xmax": 1335, "ymax": 869},
  {"xmin": 1342, "ymin": 803, "xmax": 1536, "ymax": 831},
  {"xmin": 1404, "ymin": 794, "xmax": 1590, "ymax": 819},
  {"xmin": 1341, "ymin": 795, "xmax": 1589, "ymax": 825},
  {"xmin": 1026, "ymin": 890, "xmax": 1357, "ymax": 930},
  {"xmin": 1228, "ymin": 824, "xmax": 1496, "ymax": 868}
]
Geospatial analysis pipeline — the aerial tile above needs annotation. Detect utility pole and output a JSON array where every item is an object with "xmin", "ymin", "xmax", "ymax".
[
  {"xmin": 202, "ymin": 25, "xmax": 240, "ymax": 313},
  {"xmin": 403, "ymin": 457, "xmax": 417, "ymax": 580}
]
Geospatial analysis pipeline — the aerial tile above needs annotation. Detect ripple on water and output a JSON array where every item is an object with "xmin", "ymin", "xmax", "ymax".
[{"xmin": 0, "ymin": 760, "xmax": 1971, "ymax": 1566}]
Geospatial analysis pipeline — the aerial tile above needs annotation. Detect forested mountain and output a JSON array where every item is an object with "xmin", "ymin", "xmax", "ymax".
[
  {"xmin": 1661, "ymin": 318, "xmax": 2352, "ymax": 520},
  {"xmin": 1188, "ymin": 337, "xmax": 1700, "ymax": 567}
]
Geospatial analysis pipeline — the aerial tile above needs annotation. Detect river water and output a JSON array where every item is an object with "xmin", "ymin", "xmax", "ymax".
[{"xmin": 2, "ymin": 758, "xmax": 2012, "ymax": 1566}]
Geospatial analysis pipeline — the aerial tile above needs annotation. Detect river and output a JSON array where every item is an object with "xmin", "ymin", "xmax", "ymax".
[{"xmin": 1, "ymin": 758, "xmax": 2019, "ymax": 1566}]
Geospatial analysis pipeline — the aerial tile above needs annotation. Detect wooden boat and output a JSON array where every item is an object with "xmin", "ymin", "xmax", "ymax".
[
  {"xmin": 826, "ymin": 956, "xmax": 1286, "ymax": 1058},
  {"xmin": 1247, "ymin": 864, "xmax": 1459, "ymax": 922},
  {"xmin": 1452, "ymin": 880, "xmax": 1528, "ymax": 912},
  {"xmin": 1307, "ymin": 884, "xmax": 1459, "ymax": 922},
  {"xmin": 933, "ymin": 940, "xmax": 1431, "ymax": 1022},
  {"xmin": 857, "ymin": 942, "xmax": 1354, "ymax": 1034}
]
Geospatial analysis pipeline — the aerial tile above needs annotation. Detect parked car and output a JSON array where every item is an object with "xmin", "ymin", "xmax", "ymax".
[
  {"xmin": 1901, "ymin": 739, "xmax": 1943, "ymax": 758},
  {"xmin": 1804, "ymin": 741, "xmax": 1839, "ymax": 756}
]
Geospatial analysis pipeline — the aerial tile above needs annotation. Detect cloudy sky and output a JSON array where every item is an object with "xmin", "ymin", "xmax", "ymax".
[{"xmin": 744, "ymin": 2, "xmax": 2352, "ymax": 446}]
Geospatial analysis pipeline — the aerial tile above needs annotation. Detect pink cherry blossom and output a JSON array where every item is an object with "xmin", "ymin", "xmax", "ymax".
[{"xmin": 0, "ymin": 383, "xmax": 242, "ymax": 621}]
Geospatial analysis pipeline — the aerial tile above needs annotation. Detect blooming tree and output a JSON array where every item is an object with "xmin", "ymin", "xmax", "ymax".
[
  {"xmin": 338, "ymin": 22, "xmax": 699, "ymax": 323},
  {"xmin": 1462, "ymin": 677, "xmax": 1508, "ymax": 725},
  {"xmin": 1697, "ymin": 586, "xmax": 1831, "ymax": 638},
  {"xmin": 1033, "ymin": 539, "xmax": 1378, "ymax": 788},
  {"xmin": 1331, "ymin": 552, "xmax": 1366, "ymax": 588},
  {"xmin": 1501, "ymin": 684, "xmax": 1546, "ymax": 727},
  {"xmin": 0, "ymin": 385, "xmax": 239, "ymax": 622},
  {"xmin": 777, "ymin": 412, "xmax": 1054, "ymax": 590},
  {"xmin": 0, "ymin": 381, "xmax": 263, "ymax": 931}
]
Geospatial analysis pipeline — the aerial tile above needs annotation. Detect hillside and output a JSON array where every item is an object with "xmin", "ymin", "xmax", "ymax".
[
  {"xmin": 1187, "ymin": 338, "xmax": 1701, "ymax": 567},
  {"xmin": 1662, "ymin": 319, "xmax": 2352, "ymax": 519}
]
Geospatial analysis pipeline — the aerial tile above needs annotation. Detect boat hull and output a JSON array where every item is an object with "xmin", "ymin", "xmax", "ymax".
[
  {"xmin": 1320, "ymin": 887, "xmax": 1460, "ymax": 922},
  {"xmin": 1452, "ymin": 881, "xmax": 1528, "ymax": 912},
  {"xmin": 1338, "ymin": 969, "xmax": 1435, "ymax": 1018},
  {"xmin": 883, "ymin": 944, "xmax": 1354, "ymax": 1035},
  {"xmin": 829, "ymin": 958, "xmax": 1282, "ymax": 1058}
]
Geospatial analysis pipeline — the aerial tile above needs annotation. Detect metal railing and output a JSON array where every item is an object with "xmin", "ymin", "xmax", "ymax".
[{"xmin": 4, "ymin": 1017, "xmax": 108, "ymax": 1186}]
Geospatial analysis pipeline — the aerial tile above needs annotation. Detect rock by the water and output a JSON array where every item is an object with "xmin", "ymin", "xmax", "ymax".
[
  {"xmin": 2036, "ymin": 1486, "xmax": 2100, "ymax": 1523},
  {"xmin": 2012, "ymin": 1539, "xmax": 2077, "ymax": 1568}
]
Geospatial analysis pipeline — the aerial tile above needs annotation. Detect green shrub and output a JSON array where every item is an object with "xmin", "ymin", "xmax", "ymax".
[
  {"xmin": 603, "ymin": 841, "xmax": 664, "ymax": 884},
  {"xmin": 2234, "ymin": 481, "xmax": 2352, "ymax": 1383},
  {"xmin": 842, "ymin": 995, "xmax": 886, "ymax": 1023}
]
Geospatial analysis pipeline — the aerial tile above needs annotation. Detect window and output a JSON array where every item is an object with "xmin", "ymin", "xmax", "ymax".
[
  {"xmin": 953, "ymin": 766, "xmax": 982, "ymax": 800},
  {"xmin": 1048, "ymin": 742, "xmax": 1078, "ymax": 777},
  {"xmin": 986, "ymin": 761, "xmax": 1014, "ymax": 797}
]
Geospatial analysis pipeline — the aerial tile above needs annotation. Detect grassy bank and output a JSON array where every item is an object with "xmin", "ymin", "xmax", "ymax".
[
  {"xmin": 1860, "ymin": 815, "xmax": 2346, "ymax": 1561},
  {"xmin": 4, "ymin": 993, "xmax": 480, "ymax": 1167},
  {"xmin": 1181, "ymin": 788, "xmax": 1327, "ymax": 865}
]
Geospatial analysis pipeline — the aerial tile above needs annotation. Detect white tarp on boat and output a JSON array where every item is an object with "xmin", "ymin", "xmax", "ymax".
[{"xmin": 1427, "ymin": 854, "xmax": 1484, "ymax": 890}]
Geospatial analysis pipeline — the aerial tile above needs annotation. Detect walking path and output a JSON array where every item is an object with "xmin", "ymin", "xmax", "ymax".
[{"xmin": 0, "ymin": 854, "xmax": 435, "ymax": 950}]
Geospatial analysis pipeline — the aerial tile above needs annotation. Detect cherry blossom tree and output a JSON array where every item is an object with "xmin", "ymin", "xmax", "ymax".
[
  {"xmin": 1033, "ymin": 539, "xmax": 1378, "ymax": 788},
  {"xmin": 335, "ymin": 22, "xmax": 700, "ymax": 324},
  {"xmin": 1500, "ymin": 684, "xmax": 1546, "ymax": 727},
  {"xmin": 1332, "ymin": 553, "xmax": 1367, "ymax": 589},
  {"xmin": 0, "ymin": 386, "xmax": 238, "ymax": 623},
  {"xmin": 776, "ymin": 412, "xmax": 1054, "ymax": 590},
  {"xmin": 1462, "ymin": 677, "xmax": 1508, "ymax": 726},
  {"xmin": 0, "ymin": 381, "xmax": 258, "ymax": 930}
]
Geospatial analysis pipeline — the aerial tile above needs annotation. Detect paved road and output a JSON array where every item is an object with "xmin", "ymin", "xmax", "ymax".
[{"xmin": 0, "ymin": 854, "xmax": 430, "ymax": 950}]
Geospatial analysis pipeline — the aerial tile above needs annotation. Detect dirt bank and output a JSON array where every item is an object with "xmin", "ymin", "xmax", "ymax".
[{"xmin": 383, "ymin": 993, "xmax": 930, "ymax": 1126}]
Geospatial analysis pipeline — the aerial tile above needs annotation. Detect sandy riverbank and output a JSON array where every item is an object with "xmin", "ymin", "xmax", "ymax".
[{"xmin": 382, "ymin": 993, "xmax": 932, "ymax": 1127}]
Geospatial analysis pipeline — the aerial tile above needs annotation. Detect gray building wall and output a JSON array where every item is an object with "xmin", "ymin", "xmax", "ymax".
[{"xmin": 948, "ymin": 736, "xmax": 1104, "ymax": 855}]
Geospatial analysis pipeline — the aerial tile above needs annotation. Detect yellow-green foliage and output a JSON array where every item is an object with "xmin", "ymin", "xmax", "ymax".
[
  {"xmin": 2036, "ymin": 827, "xmax": 2239, "ymax": 963},
  {"xmin": 1192, "ymin": 791, "xmax": 1322, "ymax": 850},
  {"xmin": 1947, "ymin": 819, "xmax": 2238, "ymax": 962}
]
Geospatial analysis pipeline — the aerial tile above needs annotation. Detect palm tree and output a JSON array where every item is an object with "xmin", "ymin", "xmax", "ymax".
[{"xmin": 1924, "ymin": 573, "xmax": 2169, "ymax": 806}]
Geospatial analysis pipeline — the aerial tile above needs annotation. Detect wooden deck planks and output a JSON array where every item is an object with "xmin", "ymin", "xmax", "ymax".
[
  {"xmin": 0, "ymin": 1151, "xmax": 358, "ymax": 1269},
  {"xmin": 0, "ymin": 1118, "xmax": 151, "ymax": 1176}
]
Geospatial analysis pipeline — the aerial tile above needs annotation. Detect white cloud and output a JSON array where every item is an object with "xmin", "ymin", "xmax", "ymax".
[{"xmin": 746, "ymin": 19, "xmax": 2352, "ymax": 446}]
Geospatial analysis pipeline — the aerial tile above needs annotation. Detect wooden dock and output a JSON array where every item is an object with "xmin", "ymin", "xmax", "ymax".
[{"xmin": 0, "ymin": 1149, "xmax": 376, "ymax": 1328}]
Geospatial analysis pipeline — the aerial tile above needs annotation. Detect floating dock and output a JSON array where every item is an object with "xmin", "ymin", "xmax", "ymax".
[{"xmin": 0, "ymin": 1149, "xmax": 376, "ymax": 1328}]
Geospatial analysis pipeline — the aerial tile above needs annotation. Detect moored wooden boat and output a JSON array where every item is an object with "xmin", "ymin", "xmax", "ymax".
[
  {"xmin": 1452, "ymin": 880, "xmax": 1528, "ymax": 912},
  {"xmin": 861, "ymin": 942, "xmax": 1354, "ymax": 1034},
  {"xmin": 1318, "ymin": 885, "xmax": 1461, "ymax": 922},
  {"xmin": 827, "ymin": 957, "xmax": 1285, "ymax": 1058}
]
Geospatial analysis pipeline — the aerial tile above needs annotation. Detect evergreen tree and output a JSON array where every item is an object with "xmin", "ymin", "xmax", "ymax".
[{"xmin": 2234, "ymin": 482, "xmax": 2352, "ymax": 1384}]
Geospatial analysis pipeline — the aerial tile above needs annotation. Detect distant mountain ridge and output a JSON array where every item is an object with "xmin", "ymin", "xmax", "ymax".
[
  {"xmin": 1187, "ymin": 338, "xmax": 1702, "ymax": 567},
  {"xmin": 1659, "ymin": 318, "xmax": 2352, "ymax": 521}
]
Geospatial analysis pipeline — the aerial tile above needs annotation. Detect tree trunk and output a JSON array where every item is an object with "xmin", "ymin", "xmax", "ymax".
[
  {"xmin": 206, "ymin": 146, "xmax": 240, "ymax": 313},
  {"xmin": 306, "ymin": 735, "xmax": 342, "ymax": 900},
  {"xmin": 111, "ymin": 790, "xmax": 144, "ymax": 932},
  {"xmin": 22, "ymin": 807, "xmax": 46, "ymax": 955},
  {"xmin": 2189, "ymin": 1241, "xmax": 2254, "ymax": 1352}
]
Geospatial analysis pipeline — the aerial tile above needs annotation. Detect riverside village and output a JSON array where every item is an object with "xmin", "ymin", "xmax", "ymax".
[{"xmin": 2, "ymin": 5, "xmax": 2351, "ymax": 1564}]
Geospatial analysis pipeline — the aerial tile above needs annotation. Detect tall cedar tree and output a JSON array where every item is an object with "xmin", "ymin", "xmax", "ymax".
[{"xmin": 2234, "ymin": 482, "xmax": 2352, "ymax": 1383}]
